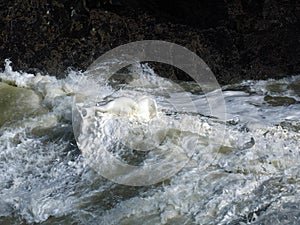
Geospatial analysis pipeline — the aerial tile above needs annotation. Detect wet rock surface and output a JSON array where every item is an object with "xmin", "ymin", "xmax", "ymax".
[{"xmin": 0, "ymin": 0, "xmax": 299, "ymax": 84}]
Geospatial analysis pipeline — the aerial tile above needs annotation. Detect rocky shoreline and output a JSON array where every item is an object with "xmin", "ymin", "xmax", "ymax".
[{"xmin": 0, "ymin": 0, "xmax": 299, "ymax": 84}]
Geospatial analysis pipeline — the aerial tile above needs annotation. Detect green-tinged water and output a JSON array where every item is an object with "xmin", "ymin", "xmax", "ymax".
[
  {"xmin": 0, "ymin": 61, "xmax": 300, "ymax": 224},
  {"xmin": 0, "ymin": 82, "xmax": 45, "ymax": 127}
]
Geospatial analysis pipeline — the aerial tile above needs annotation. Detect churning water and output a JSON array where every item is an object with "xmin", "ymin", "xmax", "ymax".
[{"xmin": 0, "ymin": 60, "xmax": 299, "ymax": 224}]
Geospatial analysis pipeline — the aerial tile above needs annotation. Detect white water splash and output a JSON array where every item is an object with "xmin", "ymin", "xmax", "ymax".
[{"xmin": 0, "ymin": 60, "xmax": 300, "ymax": 224}]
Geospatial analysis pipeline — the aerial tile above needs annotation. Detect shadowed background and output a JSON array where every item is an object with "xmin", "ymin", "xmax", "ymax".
[{"xmin": 0, "ymin": 0, "xmax": 299, "ymax": 84}]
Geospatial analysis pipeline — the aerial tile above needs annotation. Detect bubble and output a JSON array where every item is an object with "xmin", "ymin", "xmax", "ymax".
[{"xmin": 72, "ymin": 40, "xmax": 226, "ymax": 186}]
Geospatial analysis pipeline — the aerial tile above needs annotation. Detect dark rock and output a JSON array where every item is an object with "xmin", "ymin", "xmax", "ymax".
[{"xmin": 0, "ymin": 0, "xmax": 299, "ymax": 84}]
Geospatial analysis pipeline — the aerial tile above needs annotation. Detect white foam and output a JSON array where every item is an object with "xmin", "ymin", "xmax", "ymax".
[{"xmin": 0, "ymin": 60, "xmax": 300, "ymax": 224}]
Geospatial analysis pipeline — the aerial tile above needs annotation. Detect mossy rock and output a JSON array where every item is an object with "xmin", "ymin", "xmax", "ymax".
[
  {"xmin": 266, "ymin": 83, "xmax": 288, "ymax": 93},
  {"xmin": 264, "ymin": 95, "xmax": 296, "ymax": 106},
  {"xmin": 288, "ymin": 79, "xmax": 300, "ymax": 96},
  {"xmin": 0, "ymin": 82, "xmax": 44, "ymax": 127}
]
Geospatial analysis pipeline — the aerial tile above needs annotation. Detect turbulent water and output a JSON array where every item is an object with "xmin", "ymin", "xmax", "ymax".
[{"xmin": 0, "ymin": 59, "xmax": 299, "ymax": 224}]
